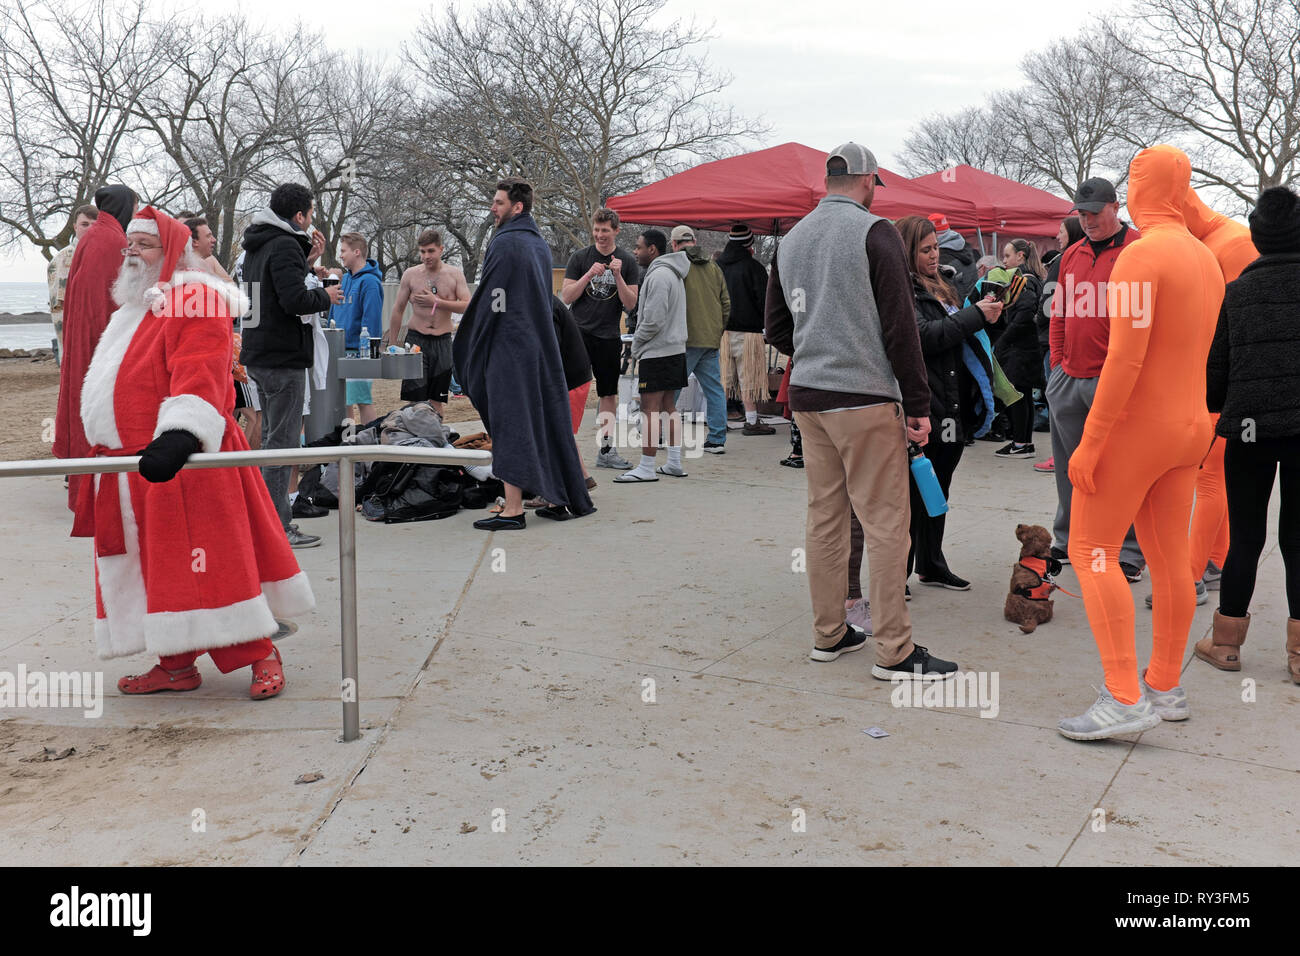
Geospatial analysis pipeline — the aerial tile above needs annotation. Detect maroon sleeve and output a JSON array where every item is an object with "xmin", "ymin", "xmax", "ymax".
[
  {"xmin": 868, "ymin": 220, "xmax": 930, "ymax": 418},
  {"xmin": 764, "ymin": 246, "xmax": 795, "ymax": 356}
]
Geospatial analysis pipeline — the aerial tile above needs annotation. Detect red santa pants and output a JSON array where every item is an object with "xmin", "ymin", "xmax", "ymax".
[{"xmin": 160, "ymin": 637, "xmax": 273, "ymax": 674}]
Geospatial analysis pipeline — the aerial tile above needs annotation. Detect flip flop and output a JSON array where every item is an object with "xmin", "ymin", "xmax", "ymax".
[
  {"xmin": 656, "ymin": 465, "xmax": 688, "ymax": 478},
  {"xmin": 613, "ymin": 471, "xmax": 658, "ymax": 482}
]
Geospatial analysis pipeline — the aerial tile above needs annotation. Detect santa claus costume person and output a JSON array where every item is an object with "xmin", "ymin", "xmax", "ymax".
[{"xmin": 76, "ymin": 207, "xmax": 314, "ymax": 698}]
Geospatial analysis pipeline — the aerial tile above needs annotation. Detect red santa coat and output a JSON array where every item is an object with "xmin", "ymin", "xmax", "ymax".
[
  {"xmin": 78, "ymin": 270, "xmax": 314, "ymax": 659},
  {"xmin": 56, "ymin": 210, "xmax": 126, "ymax": 525}
]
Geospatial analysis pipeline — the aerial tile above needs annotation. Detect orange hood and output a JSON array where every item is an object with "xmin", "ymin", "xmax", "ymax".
[
  {"xmin": 1183, "ymin": 186, "xmax": 1259, "ymax": 282},
  {"xmin": 1126, "ymin": 145, "xmax": 1193, "ymax": 231}
]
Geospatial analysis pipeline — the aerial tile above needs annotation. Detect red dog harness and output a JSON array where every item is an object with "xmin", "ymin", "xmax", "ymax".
[{"xmin": 1014, "ymin": 554, "xmax": 1062, "ymax": 600}]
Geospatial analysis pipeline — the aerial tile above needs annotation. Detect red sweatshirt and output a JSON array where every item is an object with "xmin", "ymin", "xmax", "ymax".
[{"xmin": 1049, "ymin": 224, "xmax": 1140, "ymax": 378}]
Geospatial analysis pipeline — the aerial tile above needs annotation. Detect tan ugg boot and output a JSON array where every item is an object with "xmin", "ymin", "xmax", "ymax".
[
  {"xmin": 1287, "ymin": 619, "xmax": 1300, "ymax": 684},
  {"xmin": 1194, "ymin": 610, "xmax": 1250, "ymax": 671}
]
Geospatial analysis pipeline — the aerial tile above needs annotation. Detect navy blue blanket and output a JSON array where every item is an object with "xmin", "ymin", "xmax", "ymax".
[{"xmin": 452, "ymin": 214, "xmax": 594, "ymax": 514}]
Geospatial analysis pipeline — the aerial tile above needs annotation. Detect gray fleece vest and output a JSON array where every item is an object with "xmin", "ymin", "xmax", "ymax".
[{"xmin": 778, "ymin": 194, "xmax": 902, "ymax": 401}]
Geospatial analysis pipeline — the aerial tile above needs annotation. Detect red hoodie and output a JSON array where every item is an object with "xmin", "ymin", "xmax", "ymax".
[{"xmin": 1048, "ymin": 223, "xmax": 1140, "ymax": 378}]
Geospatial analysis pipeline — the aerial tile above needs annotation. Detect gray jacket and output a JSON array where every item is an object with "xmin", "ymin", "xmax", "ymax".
[{"xmin": 631, "ymin": 251, "xmax": 689, "ymax": 360}]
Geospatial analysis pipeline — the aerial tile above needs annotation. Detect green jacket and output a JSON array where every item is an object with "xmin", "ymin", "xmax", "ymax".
[{"xmin": 682, "ymin": 245, "xmax": 730, "ymax": 348}]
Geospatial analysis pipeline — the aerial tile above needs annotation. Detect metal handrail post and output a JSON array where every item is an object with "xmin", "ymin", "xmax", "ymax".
[
  {"xmin": 338, "ymin": 452, "xmax": 360, "ymax": 742},
  {"xmin": 0, "ymin": 444, "xmax": 490, "ymax": 742}
]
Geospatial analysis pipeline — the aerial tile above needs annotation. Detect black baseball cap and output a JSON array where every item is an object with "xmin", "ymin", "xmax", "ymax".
[{"xmin": 1071, "ymin": 178, "xmax": 1118, "ymax": 213}]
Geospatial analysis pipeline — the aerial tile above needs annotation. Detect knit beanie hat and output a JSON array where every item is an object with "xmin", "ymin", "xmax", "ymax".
[
  {"xmin": 1249, "ymin": 187, "xmax": 1300, "ymax": 254},
  {"xmin": 728, "ymin": 223, "xmax": 754, "ymax": 246}
]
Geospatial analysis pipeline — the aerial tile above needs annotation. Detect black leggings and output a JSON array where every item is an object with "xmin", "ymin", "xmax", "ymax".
[
  {"xmin": 908, "ymin": 438, "xmax": 965, "ymax": 578},
  {"xmin": 1006, "ymin": 391, "xmax": 1034, "ymax": 443},
  {"xmin": 1220, "ymin": 436, "xmax": 1300, "ymax": 618}
]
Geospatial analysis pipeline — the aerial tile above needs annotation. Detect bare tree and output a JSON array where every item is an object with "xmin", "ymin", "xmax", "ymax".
[
  {"xmin": 261, "ymin": 51, "xmax": 401, "ymax": 270},
  {"xmin": 1108, "ymin": 0, "xmax": 1300, "ymax": 205},
  {"xmin": 405, "ymin": 0, "xmax": 765, "ymax": 267},
  {"xmin": 900, "ymin": 104, "xmax": 1058, "ymax": 189},
  {"xmin": 1013, "ymin": 34, "xmax": 1171, "ymax": 195},
  {"xmin": 132, "ymin": 15, "xmax": 328, "ymax": 265},
  {"xmin": 0, "ymin": 0, "xmax": 166, "ymax": 258}
]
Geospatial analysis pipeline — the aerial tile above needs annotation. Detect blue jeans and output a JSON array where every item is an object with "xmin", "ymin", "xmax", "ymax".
[{"xmin": 675, "ymin": 346, "xmax": 727, "ymax": 445}]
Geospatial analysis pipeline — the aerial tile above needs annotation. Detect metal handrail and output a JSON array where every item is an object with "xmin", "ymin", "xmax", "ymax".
[{"xmin": 0, "ymin": 444, "xmax": 492, "ymax": 742}]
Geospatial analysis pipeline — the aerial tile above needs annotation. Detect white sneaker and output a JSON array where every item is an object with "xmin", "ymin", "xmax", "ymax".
[
  {"xmin": 596, "ymin": 448, "xmax": 632, "ymax": 469},
  {"xmin": 844, "ymin": 598, "xmax": 872, "ymax": 634},
  {"xmin": 1140, "ymin": 669, "xmax": 1190, "ymax": 721},
  {"xmin": 1058, "ymin": 686, "xmax": 1161, "ymax": 740}
]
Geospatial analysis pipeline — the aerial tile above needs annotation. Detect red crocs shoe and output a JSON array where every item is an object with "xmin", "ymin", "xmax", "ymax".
[
  {"xmin": 118, "ymin": 664, "xmax": 201, "ymax": 694},
  {"xmin": 249, "ymin": 645, "xmax": 285, "ymax": 699}
]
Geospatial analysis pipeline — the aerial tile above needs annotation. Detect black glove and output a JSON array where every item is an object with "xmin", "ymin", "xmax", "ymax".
[{"xmin": 138, "ymin": 430, "xmax": 201, "ymax": 483}]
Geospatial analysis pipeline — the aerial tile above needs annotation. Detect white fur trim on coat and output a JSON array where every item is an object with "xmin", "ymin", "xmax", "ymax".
[
  {"xmin": 154, "ymin": 394, "xmax": 226, "ymax": 453},
  {"xmin": 94, "ymin": 472, "xmax": 149, "ymax": 658},
  {"xmin": 126, "ymin": 218, "xmax": 159, "ymax": 236},
  {"xmin": 81, "ymin": 304, "xmax": 148, "ymax": 448},
  {"xmin": 144, "ymin": 594, "xmax": 280, "ymax": 657},
  {"xmin": 262, "ymin": 571, "xmax": 316, "ymax": 619},
  {"xmin": 170, "ymin": 270, "xmax": 250, "ymax": 318}
]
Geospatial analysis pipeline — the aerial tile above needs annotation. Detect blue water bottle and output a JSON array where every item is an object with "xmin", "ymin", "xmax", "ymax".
[{"xmin": 909, "ymin": 442, "xmax": 949, "ymax": 517}]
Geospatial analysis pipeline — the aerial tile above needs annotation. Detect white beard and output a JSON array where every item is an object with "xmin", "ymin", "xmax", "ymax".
[{"xmin": 112, "ymin": 256, "xmax": 164, "ymax": 309}]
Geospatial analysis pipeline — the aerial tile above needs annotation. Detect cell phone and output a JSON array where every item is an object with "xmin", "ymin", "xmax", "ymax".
[{"xmin": 982, "ymin": 281, "xmax": 1009, "ymax": 300}]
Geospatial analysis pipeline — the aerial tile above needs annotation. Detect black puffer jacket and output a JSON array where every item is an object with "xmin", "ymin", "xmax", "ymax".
[
  {"xmin": 718, "ymin": 240, "xmax": 767, "ymax": 333},
  {"xmin": 913, "ymin": 276, "xmax": 990, "ymax": 443},
  {"xmin": 993, "ymin": 266, "xmax": 1044, "ymax": 390},
  {"xmin": 1208, "ymin": 253, "xmax": 1300, "ymax": 439},
  {"xmin": 238, "ymin": 208, "xmax": 331, "ymax": 369},
  {"xmin": 938, "ymin": 234, "xmax": 981, "ymax": 302}
]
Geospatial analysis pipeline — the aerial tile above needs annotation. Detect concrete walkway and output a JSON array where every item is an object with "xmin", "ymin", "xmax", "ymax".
[{"xmin": 2, "ymin": 418, "xmax": 1297, "ymax": 865}]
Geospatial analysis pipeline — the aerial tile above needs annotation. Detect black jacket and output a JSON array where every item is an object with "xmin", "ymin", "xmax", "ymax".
[
  {"xmin": 938, "ymin": 236, "xmax": 980, "ymax": 303},
  {"xmin": 552, "ymin": 296, "xmax": 593, "ymax": 391},
  {"xmin": 238, "ymin": 208, "xmax": 331, "ymax": 369},
  {"xmin": 1037, "ymin": 257, "xmax": 1060, "ymax": 356},
  {"xmin": 913, "ymin": 276, "xmax": 989, "ymax": 442},
  {"xmin": 994, "ymin": 266, "xmax": 1045, "ymax": 390},
  {"xmin": 718, "ymin": 241, "xmax": 767, "ymax": 333},
  {"xmin": 1207, "ymin": 253, "xmax": 1300, "ymax": 439}
]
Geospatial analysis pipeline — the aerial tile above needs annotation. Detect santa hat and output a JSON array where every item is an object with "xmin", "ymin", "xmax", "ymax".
[{"xmin": 127, "ymin": 206, "xmax": 192, "ymax": 284}]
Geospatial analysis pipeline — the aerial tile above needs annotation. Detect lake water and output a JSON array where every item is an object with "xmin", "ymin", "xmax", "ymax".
[
  {"xmin": 0, "ymin": 282, "xmax": 53, "ymax": 350},
  {"xmin": 0, "ymin": 281, "xmax": 48, "ymax": 314}
]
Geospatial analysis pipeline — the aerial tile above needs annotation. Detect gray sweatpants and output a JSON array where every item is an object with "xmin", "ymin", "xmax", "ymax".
[
  {"xmin": 1045, "ymin": 365, "xmax": 1145, "ymax": 568},
  {"xmin": 247, "ymin": 365, "xmax": 307, "ymax": 532}
]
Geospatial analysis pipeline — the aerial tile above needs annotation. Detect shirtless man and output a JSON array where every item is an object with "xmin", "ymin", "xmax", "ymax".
[
  {"xmin": 183, "ymin": 216, "xmax": 232, "ymax": 280},
  {"xmin": 389, "ymin": 228, "xmax": 472, "ymax": 416}
]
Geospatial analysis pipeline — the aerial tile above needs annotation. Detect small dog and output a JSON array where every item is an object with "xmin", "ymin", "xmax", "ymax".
[{"xmin": 1004, "ymin": 523, "xmax": 1060, "ymax": 633}]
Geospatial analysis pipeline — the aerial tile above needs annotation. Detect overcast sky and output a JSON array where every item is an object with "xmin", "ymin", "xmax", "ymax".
[{"xmin": 0, "ymin": 0, "xmax": 1120, "ymax": 282}]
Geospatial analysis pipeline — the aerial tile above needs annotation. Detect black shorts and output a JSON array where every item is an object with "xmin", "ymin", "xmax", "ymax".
[
  {"xmin": 638, "ymin": 353, "xmax": 688, "ymax": 393},
  {"xmin": 581, "ymin": 331, "xmax": 623, "ymax": 397},
  {"xmin": 400, "ymin": 329, "xmax": 454, "ymax": 404}
]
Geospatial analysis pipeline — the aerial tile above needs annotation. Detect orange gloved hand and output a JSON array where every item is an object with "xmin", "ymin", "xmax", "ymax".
[{"xmin": 1068, "ymin": 435, "xmax": 1104, "ymax": 495}]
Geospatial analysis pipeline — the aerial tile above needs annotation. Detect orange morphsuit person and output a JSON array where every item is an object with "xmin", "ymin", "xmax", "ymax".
[
  {"xmin": 1060, "ymin": 146, "xmax": 1226, "ymax": 739},
  {"xmin": 1180, "ymin": 190, "xmax": 1259, "ymax": 587}
]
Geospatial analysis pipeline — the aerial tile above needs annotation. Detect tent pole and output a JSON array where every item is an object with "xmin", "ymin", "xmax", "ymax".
[{"xmin": 976, "ymin": 226, "xmax": 986, "ymax": 256}]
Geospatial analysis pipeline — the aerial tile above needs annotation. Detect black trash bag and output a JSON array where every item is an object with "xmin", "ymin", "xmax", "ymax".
[
  {"xmin": 461, "ymin": 475, "xmax": 505, "ymax": 510},
  {"xmin": 369, "ymin": 464, "xmax": 464, "ymax": 523}
]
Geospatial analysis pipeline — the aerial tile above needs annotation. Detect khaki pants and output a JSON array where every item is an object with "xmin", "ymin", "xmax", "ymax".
[{"xmin": 795, "ymin": 403, "xmax": 914, "ymax": 665}]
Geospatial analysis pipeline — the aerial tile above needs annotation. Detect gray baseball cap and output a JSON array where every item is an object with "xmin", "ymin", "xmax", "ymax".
[{"xmin": 827, "ymin": 142, "xmax": 885, "ymax": 186}]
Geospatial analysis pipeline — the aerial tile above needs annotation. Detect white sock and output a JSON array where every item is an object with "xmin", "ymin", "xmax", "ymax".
[
  {"xmin": 640, "ymin": 454, "xmax": 656, "ymax": 470},
  {"xmin": 746, "ymin": 410, "xmax": 758, "ymax": 424},
  {"xmin": 668, "ymin": 446, "xmax": 682, "ymax": 468},
  {"xmin": 289, "ymin": 492, "xmax": 299, "ymax": 505}
]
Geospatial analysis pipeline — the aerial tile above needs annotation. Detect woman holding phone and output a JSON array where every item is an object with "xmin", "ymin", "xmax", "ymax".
[{"xmin": 895, "ymin": 216, "xmax": 1003, "ymax": 591}]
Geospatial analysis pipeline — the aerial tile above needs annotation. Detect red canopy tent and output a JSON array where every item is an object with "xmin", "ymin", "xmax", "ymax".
[
  {"xmin": 606, "ymin": 142, "xmax": 978, "ymax": 236},
  {"xmin": 910, "ymin": 164, "xmax": 1074, "ymax": 251}
]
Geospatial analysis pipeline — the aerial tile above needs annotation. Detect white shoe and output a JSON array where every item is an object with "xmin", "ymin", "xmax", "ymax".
[
  {"xmin": 1058, "ymin": 686, "xmax": 1161, "ymax": 740},
  {"xmin": 1140, "ymin": 669, "xmax": 1189, "ymax": 721}
]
